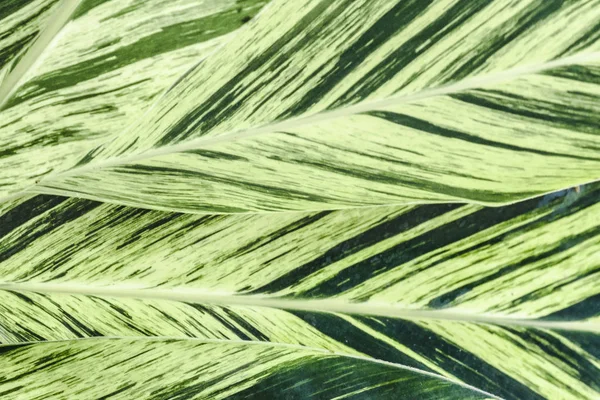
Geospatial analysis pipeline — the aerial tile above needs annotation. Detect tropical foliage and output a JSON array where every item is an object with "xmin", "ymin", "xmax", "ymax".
[{"xmin": 0, "ymin": 0, "xmax": 598, "ymax": 399}]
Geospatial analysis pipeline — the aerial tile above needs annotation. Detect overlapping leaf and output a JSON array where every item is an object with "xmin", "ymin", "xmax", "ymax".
[
  {"xmin": 0, "ymin": 0, "xmax": 268, "ymax": 198},
  {"xmin": 0, "ymin": 185, "xmax": 597, "ymax": 319},
  {"xmin": 0, "ymin": 0, "xmax": 61, "ymax": 86},
  {"xmin": 23, "ymin": 0, "xmax": 600, "ymax": 213},
  {"xmin": 0, "ymin": 292, "xmax": 599, "ymax": 399}
]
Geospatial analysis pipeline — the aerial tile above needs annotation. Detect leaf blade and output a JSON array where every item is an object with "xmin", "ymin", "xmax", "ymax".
[
  {"xmin": 0, "ymin": 0, "xmax": 268, "ymax": 197},
  {"xmin": 33, "ymin": 0, "xmax": 600, "ymax": 212},
  {"xmin": 0, "ymin": 292, "xmax": 598, "ymax": 399},
  {"xmin": 1, "ymin": 185, "xmax": 598, "ymax": 321},
  {"xmin": 1, "ymin": 186, "xmax": 599, "ymax": 398},
  {"xmin": 0, "ymin": 338, "xmax": 497, "ymax": 400}
]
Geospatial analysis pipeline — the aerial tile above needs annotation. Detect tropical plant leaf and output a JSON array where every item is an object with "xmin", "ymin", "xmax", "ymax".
[
  {"xmin": 0, "ymin": 0, "xmax": 268, "ymax": 198},
  {"xmin": 0, "ymin": 292, "xmax": 598, "ymax": 399},
  {"xmin": 1, "ymin": 1, "xmax": 599, "ymax": 399},
  {"xmin": 21, "ymin": 0, "xmax": 600, "ymax": 213},
  {"xmin": 0, "ymin": 185, "xmax": 597, "ymax": 319},
  {"xmin": 0, "ymin": 338, "xmax": 501, "ymax": 399},
  {"xmin": 0, "ymin": 0, "xmax": 61, "ymax": 86},
  {"xmin": 0, "ymin": 184, "xmax": 598, "ymax": 398}
]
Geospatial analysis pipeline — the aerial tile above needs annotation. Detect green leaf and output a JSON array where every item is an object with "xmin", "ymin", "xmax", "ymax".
[
  {"xmin": 1, "ymin": 1, "xmax": 599, "ymax": 399},
  {"xmin": 0, "ymin": 185, "xmax": 598, "ymax": 319},
  {"xmin": 0, "ymin": 0, "xmax": 268, "ymax": 198},
  {"xmin": 0, "ymin": 338, "xmax": 497, "ymax": 399},
  {"xmin": 1, "ymin": 292, "xmax": 599, "ymax": 398},
  {"xmin": 0, "ymin": 185, "xmax": 598, "ymax": 398},
  {"xmin": 0, "ymin": 0, "xmax": 61, "ymax": 86},
  {"xmin": 25, "ymin": 0, "xmax": 600, "ymax": 213}
]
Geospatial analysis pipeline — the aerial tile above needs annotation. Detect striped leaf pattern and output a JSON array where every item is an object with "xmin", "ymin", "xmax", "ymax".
[
  {"xmin": 28, "ymin": 0, "xmax": 600, "ymax": 212},
  {"xmin": 0, "ymin": 293, "xmax": 599, "ymax": 399},
  {"xmin": 0, "ymin": 339, "xmax": 497, "ymax": 399},
  {"xmin": 1, "ymin": 0, "xmax": 599, "ymax": 399},
  {"xmin": 0, "ymin": 185, "xmax": 598, "ymax": 319},
  {"xmin": 0, "ymin": 0, "xmax": 61, "ymax": 86},
  {"xmin": 0, "ymin": 0, "xmax": 268, "ymax": 198},
  {"xmin": 0, "ymin": 184, "xmax": 598, "ymax": 398}
]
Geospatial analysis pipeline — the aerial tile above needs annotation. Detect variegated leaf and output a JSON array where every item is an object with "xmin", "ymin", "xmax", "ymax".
[
  {"xmin": 0, "ymin": 0, "xmax": 61, "ymax": 86},
  {"xmin": 0, "ymin": 185, "xmax": 597, "ymax": 319},
  {"xmin": 0, "ymin": 0, "xmax": 268, "ymax": 198},
  {"xmin": 0, "ymin": 338, "xmax": 498, "ymax": 399},
  {"xmin": 26, "ymin": 0, "xmax": 600, "ymax": 213},
  {"xmin": 0, "ymin": 184, "xmax": 598, "ymax": 398},
  {"xmin": 1, "ymin": 1, "xmax": 599, "ymax": 399},
  {"xmin": 0, "ymin": 292, "xmax": 598, "ymax": 399}
]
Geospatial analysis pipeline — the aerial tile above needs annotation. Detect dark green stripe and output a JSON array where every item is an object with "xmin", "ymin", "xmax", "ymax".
[
  {"xmin": 543, "ymin": 293, "xmax": 600, "ymax": 321},
  {"xmin": 430, "ymin": 226, "xmax": 600, "ymax": 309},
  {"xmin": 156, "ymin": 0, "xmax": 340, "ymax": 146},
  {"xmin": 3, "ymin": 199, "xmax": 100, "ymax": 268},
  {"xmin": 332, "ymin": 0, "xmax": 491, "ymax": 106},
  {"xmin": 358, "ymin": 317, "xmax": 543, "ymax": 400},
  {"xmin": 302, "ymin": 197, "xmax": 543, "ymax": 298},
  {"xmin": 543, "ymin": 64, "xmax": 600, "ymax": 85},
  {"xmin": 184, "ymin": 149, "xmax": 249, "ymax": 161},
  {"xmin": 0, "ymin": 195, "xmax": 66, "ymax": 237},
  {"xmin": 559, "ymin": 20, "xmax": 600, "ymax": 56},
  {"xmin": 115, "ymin": 212, "xmax": 181, "ymax": 249},
  {"xmin": 0, "ymin": 33, "xmax": 37, "ymax": 71},
  {"xmin": 446, "ymin": 0, "xmax": 563, "ymax": 81},
  {"xmin": 452, "ymin": 90, "xmax": 600, "ymax": 136},
  {"xmin": 503, "ymin": 327, "xmax": 600, "ymax": 395},
  {"xmin": 428, "ymin": 188, "xmax": 600, "ymax": 308},
  {"xmin": 5, "ymin": 1, "xmax": 268, "ymax": 109},
  {"xmin": 250, "ymin": 204, "xmax": 460, "ymax": 294},
  {"xmin": 0, "ymin": 343, "xmax": 31, "ymax": 356},
  {"xmin": 0, "ymin": 0, "xmax": 59, "ymax": 74},
  {"xmin": 235, "ymin": 211, "xmax": 331, "ymax": 262},
  {"xmin": 71, "ymin": 0, "xmax": 110, "ymax": 19},
  {"xmin": 117, "ymin": 165, "xmax": 335, "ymax": 207},
  {"xmin": 0, "ymin": 125, "xmax": 89, "ymax": 158},
  {"xmin": 187, "ymin": 305, "xmax": 265, "ymax": 342},
  {"xmin": 59, "ymin": 312, "xmax": 103, "ymax": 338},
  {"xmin": 290, "ymin": 311, "xmax": 433, "ymax": 372},
  {"xmin": 227, "ymin": 354, "xmax": 487, "ymax": 399},
  {"xmin": 558, "ymin": 332, "xmax": 600, "ymax": 360},
  {"xmin": 222, "ymin": 308, "xmax": 271, "ymax": 342},
  {"xmin": 370, "ymin": 110, "xmax": 599, "ymax": 161},
  {"xmin": 283, "ymin": 143, "xmax": 519, "ymax": 202},
  {"xmin": 0, "ymin": 0, "xmax": 38, "ymax": 21},
  {"xmin": 279, "ymin": 0, "xmax": 433, "ymax": 118},
  {"xmin": 96, "ymin": 383, "xmax": 137, "ymax": 400}
]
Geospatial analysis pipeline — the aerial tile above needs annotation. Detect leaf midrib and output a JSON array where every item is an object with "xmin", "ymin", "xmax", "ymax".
[{"xmin": 1, "ymin": 281, "xmax": 597, "ymax": 333}]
